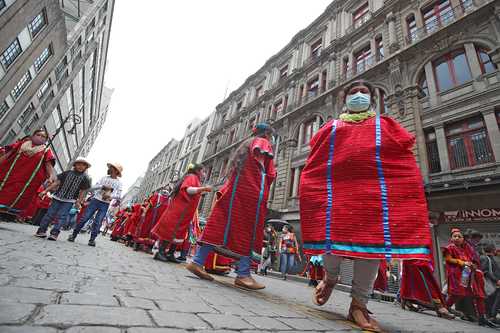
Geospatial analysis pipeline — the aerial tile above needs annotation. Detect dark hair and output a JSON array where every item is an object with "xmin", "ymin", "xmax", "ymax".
[
  {"xmin": 483, "ymin": 241, "xmax": 496, "ymax": 253},
  {"xmin": 341, "ymin": 80, "xmax": 377, "ymax": 106}
]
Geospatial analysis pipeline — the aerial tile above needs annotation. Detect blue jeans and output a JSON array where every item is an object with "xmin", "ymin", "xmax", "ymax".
[
  {"xmin": 193, "ymin": 244, "xmax": 250, "ymax": 277},
  {"xmin": 72, "ymin": 199, "xmax": 110, "ymax": 241},
  {"xmin": 37, "ymin": 199, "xmax": 74, "ymax": 236},
  {"xmin": 280, "ymin": 252, "xmax": 295, "ymax": 275}
]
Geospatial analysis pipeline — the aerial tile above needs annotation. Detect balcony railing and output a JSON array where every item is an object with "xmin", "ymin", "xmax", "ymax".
[
  {"xmin": 406, "ymin": 1, "xmax": 474, "ymax": 45},
  {"xmin": 340, "ymin": 53, "xmax": 384, "ymax": 82}
]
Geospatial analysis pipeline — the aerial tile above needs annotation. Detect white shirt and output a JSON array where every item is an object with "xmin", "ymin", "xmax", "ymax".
[{"xmin": 91, "ymin": 176, "xmax": 122, "ymax": 203}]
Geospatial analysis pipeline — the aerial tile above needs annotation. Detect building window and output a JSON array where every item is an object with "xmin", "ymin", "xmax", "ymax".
[
  {"xmin": 321, "ymin": 70, "xmax": 327, "ymax": 93},
  {"xmin": 213, "ymin": 140, "xmax": 219, "ymax": 154},
  {"xmin": 289, "ymin": 168, "xmax": 296, "ymax": 198},
  {"xmin": 418, "ymin": 75, "xmax": 429, "ymax": 98},
  {"xmin": 11, "ymin": 71, "xmax": 32, "ymax": 100},
  {"xmin": 354, "ymin": 46, "xmax": 372, "ymax": 74},
  {"xmin": 255, "ymin": 85, "xmax": 263, "ymax": 99},
  {"xmin": 37, "ymin": 78, "xmax": 52, "ymax": 99},
  {"xmin": 28, "ymin": 10, "xmax": 47, "ymax": 37},
  {"xmin": 24, "ymin": 114, "xmax": 39, "ymax": 135},
  {"xmin": 376, "ymin": 37, "xmax": 384, "ymax": 61},
  {"xmin": 425, "ymin": 131, "xmax": 441, "ymax": 173},
  {"xmin": 248, "ymin": 116, "xmax": 256, "ymax": 130},
  {"xmin": 302, "ymin": 118, "xmax": 316, "ymax": 145},
  {"xmin": 342, "ymin": 57, "xmax": 350, "ymax": 79},
  {"xmin": 0, "ymin": 38, "xmax": 22, "ymax": 68},
  {"xmin": 461, "ymin": 0, "xmax": 473, "ymax": 10},
  {"xmin": 34, "ymin": 45, "xmax": 52, "ymax": 71},
  {"xmin": 307, "ymin": 76, "xmax": 320, "ymax": 99},
  {"xmin": 433, "ymin": 49, "xmax": 471, "ymax": 92},
  {"xmin": 55, "ymin": 56, "xmax": 67, "ymax": 79},
  {"xmin": 406, "ymin": 15, "xmax": 418, "ymax": 43},
  {"xmin": 477, "ymin": 48, "xmax": 497, "ymax": 74},
  {"xmin": 272, "ymin": 99, "xmax": 283, "ymax": 119},
  {"xmin": 236, "ymin": 101, "xmax": 243, "ymax": 112},
  {"xmin": 0, "ymin": 0, "xmax": 6, "ymax": 11},
  {"xmin": 353, "ymin": 3, "xmax": 370, "ymax": 29},
  {"xmin": 2, "ymin": 130, "xmax": 16, "ymax": 146},
  {"xmin": 298, "ymin": 84, "xmax": 304, "ymax": 105},
  {"xmin": 0, "ymin": 100, "xmax": 9, "ymax": 120},
  {"xmin": 310, "ymin": 39, "xmax": 322, "ymax": 59},
  {"xmin": 446, "ymin": 116, "xmax": 494, "ymax": 169},
  {"xmin": 279, "ymin": 65, "xmax": 288, "ymax": 80},
  {"xmin": 422, "ymin": 0, "xmax": 454, "ymax": 33},
  {"xmin": 17, "ymin": 103, "xmax": 35, "ymax": 127}
]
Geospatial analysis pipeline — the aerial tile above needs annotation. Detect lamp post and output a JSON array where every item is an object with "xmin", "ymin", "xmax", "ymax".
[{"xmin": 48, "ymin": 111, "xmax": 82, "ymax": 146}]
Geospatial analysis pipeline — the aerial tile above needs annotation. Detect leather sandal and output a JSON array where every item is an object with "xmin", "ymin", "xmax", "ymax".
[
  {"xmin": 347, "ymin": 302, "xmax": 381, "ymax": 332},
  {"xmin": 312, "ymin": 277, "xmax": 338, "ymax": 306}
]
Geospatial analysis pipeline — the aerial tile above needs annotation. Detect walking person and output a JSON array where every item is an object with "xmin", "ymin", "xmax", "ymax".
[
  {"xmin": 278, "ymin": 225, "xmax": 299, "ymax": 280},
  {"xmin": 31, "ymin": 184, "xmax": 52, "ymax": 226},
  {"xmin": 0, "ymin": 130, "xmax": 56, "ymax": 216},
  {"xmin": 400, "ymin": 259, "xmax": 454, "ymax": 319},
  {"xmin": 69, "ymin": 162, "xmax": 123, "ymax": 246},
  {"xmin": 34, "ymin": 157, "xmax": 92, "ymax": 240},
  {"xmin": 259, "ymin": 224, "xmax": 277, "ymax": 275},
  {"xmin": 299, "ymin": 80, "xmax": 433, "ymax": 332},
  {"xmin": 186, "ymin": 123, "xmax": 276, "ymax": 290},
  {"xmin": 151, "ymin": 163, "xmax": 211, "ymax": 262},
  {"xmin": 480, "ymin": 241, "xmax": 500, "ymax": 324},
  {"xmin": 444, "ymin": 228, "xmax": 496, "ymax": 327}
]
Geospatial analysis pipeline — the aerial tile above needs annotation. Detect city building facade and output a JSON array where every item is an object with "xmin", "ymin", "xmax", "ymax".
[
  {"xmin": 121, "ymin": 176, "xmax": 143, "ymax": 208},
  {"xmin": 197, "ymin": 0, "xmax": 500, "ymax": 286},
  {"xmin": 0, "ymin": 0, "xmax": 115, "ymax": 172},
  {"xmin": 138, "ymin": 114, "xmax": 216, "ymax": 201}
]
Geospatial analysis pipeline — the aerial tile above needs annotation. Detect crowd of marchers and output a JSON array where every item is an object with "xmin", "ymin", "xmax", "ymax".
[{"xmin": 1, "ymin": 80, "xmax": 499, "ymax": 332}]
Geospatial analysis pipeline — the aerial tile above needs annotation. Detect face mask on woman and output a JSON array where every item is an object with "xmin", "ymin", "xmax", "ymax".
[{"xmin": 346, "ymin": 92, "xmax": 371, "ymax": 112}]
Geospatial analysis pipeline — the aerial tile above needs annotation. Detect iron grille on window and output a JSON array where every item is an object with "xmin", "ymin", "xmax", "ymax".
[
  {"xmin": 426, "ymin": 140, "xmax": 441, "ymax": 173},
  {"xmin": 0, "ymin": 100, "xmax": 9, "ymax": 120},
  {"xmin": 34, "ymin": 46, "xmax": 52, "ymax": 71},
  {"xmin": 0, "ymin": 38, "xmax": 22, "ymax": 68},
  {"xmin": 447, "ymin": 121, "xmax": 494, "ymax": 169},
  {"xmin": 28, "ymin": 10, "xmax": 47, "ymax": 37},
  {"xmin": 11, "ymin": 71, "xmax": 32, "ymax": 99}
]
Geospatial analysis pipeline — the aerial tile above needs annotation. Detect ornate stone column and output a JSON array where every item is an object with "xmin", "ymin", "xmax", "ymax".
[
  {"xmin": 435, "ymin": 125, "xmax": 451, "ymax": 173},
  {"xmin": 481, "ymin": 109, "xmax": 500, "ymax": 162},
  {"xmin": 385, "ymin": 12, "xmax": 399, "ymax": 54}
]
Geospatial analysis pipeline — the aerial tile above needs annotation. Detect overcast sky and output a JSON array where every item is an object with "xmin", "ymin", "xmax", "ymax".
[{"xmin": 86, "ymin": 0, "xmax": 332, "ymax": 192}]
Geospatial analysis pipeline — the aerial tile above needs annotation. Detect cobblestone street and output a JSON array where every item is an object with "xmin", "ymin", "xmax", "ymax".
[{"xmin": 0, "ymin": 222, "xmax": 495, "ymax": 333}]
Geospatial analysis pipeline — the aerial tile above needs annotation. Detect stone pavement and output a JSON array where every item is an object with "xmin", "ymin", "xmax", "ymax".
[{"xmin": 0, "ymin": 222, "xmax": 495, "ymax": 333}]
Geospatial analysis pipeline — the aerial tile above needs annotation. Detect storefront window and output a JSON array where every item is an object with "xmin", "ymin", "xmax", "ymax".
[{"xmin": 446, "ymin": 116, "xmax": 494, "ymax": 169}]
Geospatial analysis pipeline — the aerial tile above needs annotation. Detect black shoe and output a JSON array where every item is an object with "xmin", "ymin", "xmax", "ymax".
[
  {"xmin": 67, "ymin": 234, "xmax": 76, "ymax": 242},
  {"xmin": 88, "ymin": 239, "xmax": 96, "ymax": 247},
  {"xmin": 479, "ymin": 316, "xmax": 499, "ymax": 328},
  {"xmin": 153, "ymin": 251, "xmax": 169, "ymax": 262},
  {"xmin": 133, "ymin": 243, "xmax": 140, "ymax": 251},
  {"xmin": 166, "ymin": 254, "xmax": 181, "ymax": 263},
  {"xmin": 177, "ymin": 256, "xmax": 187, "ymax": 262}
]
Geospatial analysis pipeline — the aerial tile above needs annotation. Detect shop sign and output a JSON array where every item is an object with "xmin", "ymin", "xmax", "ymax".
[{"xmin": 441, "ymin": 208, "xmax": 500, "ymax": 223}]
